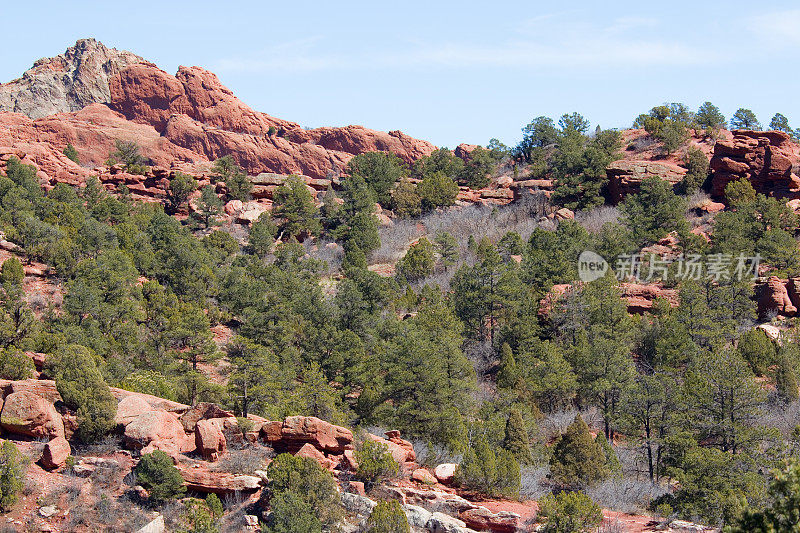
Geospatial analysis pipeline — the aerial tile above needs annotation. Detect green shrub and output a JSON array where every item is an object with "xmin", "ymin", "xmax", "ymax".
[
  {"xmin": 549, "ymin": 415, "xmax": 608, "ymax": 488},
  {"xmin": 392, "ymin": 179, "xmax": 421, "ymax": 218},
  {"xmin": 0, "ymin": 258, "xmax": 23, "ymax": 287},
  {"xmin": 0, "ymin": 440, "xmax": 26, "ymax": 511},
  {"xmin": 63, "ymin": 144, "xmax": 80, "ymax": 164},
  {"xmin": 682, "ymin": 148, "xmax": 709, "ymax": 194},
  {"xmin": 725, "ymin": 178, "xmax": 756, "ymax": 207},
  {"xmin": 169, "ymin": 172, "xmax": 198, "ymax": 209},
  {"xmin": 366, "ymin": 499, "xmax": 410, "ymax": 532},
  {"xmin": 107, "ymin": 140, "xmax": 146, "ymax": 172},
  {"xmin": 267, "ymin": 453, "xmax": 341, "ymax": 527},
  {"xmin": 502, "ymin": 409, "xmax": 532, "ymax": 465},
  {"xmin": 0, "ymin": 348, "xmax": 35, "ymax": 380},
  {"xmin": 134, "ymin": 450, "xmax": 186, "ymax": 503},
  {"xmin": 396, "ymin": 238, "xmax": 435, "ymax": 282},
  {"xmin": 46, "ymin": 344, "xmax": 117, "ymax": 442},
  {"xmin": 537, "ymin": 491, "xmax": 603, "ymax": 533},
  {"xmin": 418, "ymin": 171, "xmax": 458, "ymax": 211},
  {"xmin": 455, "ymin": 437, "xmax": 520, "ymax": 497},
  {"xmin": 355, "ymin": 438, "xmax": 399, "ymax": 484},
  {"xmin": 177, "ymin": 498, "xmax": 219, "ymax": 533},
  {"xmin": 205, "ymin": 493, "xmax": 223, "ymax": 519}
]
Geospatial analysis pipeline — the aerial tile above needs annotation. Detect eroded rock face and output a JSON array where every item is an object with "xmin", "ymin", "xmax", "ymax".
[
  {"xmin": 115, "ymin": 395, "xmax": 153, "ymax": 427},
  {"xmin": 264, "ymin": 415, "xmax": 353, "ymax": 454},
  {"xmin": 606, "ymin": 160, "xmax": 686, "ymax": 203},
  {"xmin": 0, "ymin": 391, "xmax": 64, "ymax": 439},
  {"xmin": 0, "ymin": 38, "xmax": 146, "ymax": 119},
  {"xmin": 460, "ymin": 507, "xmax": 521, "ymax": 533},
  {"xmin": 758, "ymin": 276, "xmax": 799, "ymax": 318},
  {"xmin": 710, "ymin": 130, "xmax": 800, "ymax": 198}
]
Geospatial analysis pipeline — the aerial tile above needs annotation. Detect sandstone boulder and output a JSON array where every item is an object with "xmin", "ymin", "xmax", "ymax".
[
  {"xmin": 758, "ymin": 276, "xmax": 797, "ymax": 318},
  {"xmin": 606, "ymin": 160, "xmax": 685, "ymax": 203},
  {"xmin": 177, "ymin": 464, "xmax": 261, "ymax": 494},
  {"xmin": 40, "ymin": 437, "xmax": 71, "ymax": 470},
  {"xmin": 115, "ymin": 395, "xmax": 154, "ymax": 426},
  {"xmin": 0, "ymin": 391, "xmax": 64, "ymax": 439},
  {"xmin": 124, "ymin": 410, "xmax": 188, "ymax": 454},
  {"xmin": 411, "ymin": 468, "xmax": 437, "ymax": 485},
  {"xmin": 434, "ymin": 463, "xmax": 458, "ymax": 484},
  {"xmin": 294, "ymin": 442, "xmax": 335, "ymax": 470},
  {"xmin": 460, "ymin": 507, "xmax": 521, "ymax": 533},
  {"xmin": 195, "ymin": 419, "xmax": 226, "ymax": 461},
  {"xmin": 264, "ymin": 416, "xmax": 353, "ymax": 453}
]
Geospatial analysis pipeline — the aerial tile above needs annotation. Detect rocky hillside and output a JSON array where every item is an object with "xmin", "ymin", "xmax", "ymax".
[{"xmin": 0, "ymin": 39, "xmax": 435, "ymax": 185}]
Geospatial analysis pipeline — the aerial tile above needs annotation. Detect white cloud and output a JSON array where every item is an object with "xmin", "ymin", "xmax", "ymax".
[{"xmin": 750, "ymin": 9, "xmax": 800, "ymax": 46}]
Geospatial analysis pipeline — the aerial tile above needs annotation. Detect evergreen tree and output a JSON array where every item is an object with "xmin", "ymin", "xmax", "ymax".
[
  {"xmin": 272, "ymin": 175, "xmax": 321, "ymax": 239},
  {"xmin": 497, "ymin": 342, "xmax": 520, "ymax": 389},
  {"xmin": 417, "ymin": 171, "xmax": 459, "ymax": 211},
  {"xmin": 502, "ymin": 409, "xmax": 532, "ymax": 465},
  {"xmin": 730, "ymin": 108, "xmax": 761, "ymax": 130},
  {"xmin": 682, "ymin": 147, "xmax": 709, "ymax": 194},
  {"xmin": 775, "ymin": 355, "xmax": 799, "ymax": 402},
  {"xmin": 769, "ymin": 113, "xmax": 793, "ymax": 134},
  {"xmin": 248, "ymin": 213, "xmax": 276, "ymax": 257},
  {"xmin": 396, "ymin": 238, "xmax": 435, "ymax": 282},
  {"xmin": 434, "ymin": 231, "xmax": 458, "ymax": 271},
  {"xmin": 392, "ymin": 179, "xmax": 421, "ymax": 218},
  {"xmin": 134, "ymin": 451, "xmax": 186, "ymax": 503},
  {"xmin": 0, "ymin": 258, "xmax": 23, "ymax": 287},
  {"xmin": 211, "ymin": 155, "xmax": 251, "ymax": 201},
  {"xmin": 549, "ymin": 414, "xmax": 608, "ymax": 488},
  {"xmin": 621, "ymin": 176, "xmax": 687, "ymax": 247},
  {"xmin": 537, "ymin": 491, "xmax": 603, "ymax": 533},
  {"xmin": 595, "ymin": 432, "xmax": 622, "ymax": 476},
  {"xmin": 195, "ymin": 185, "xmax": 223, "ymax": 228},
  {"xmin": 294, "ymin": 361, "xmax": 345, "ymax": 424},
  {"xmin": 696, "ymin": 102, "xmax": 727, "ymax": 138},
  {"xmin": 730, "ymin": 460, "xmax": 800, "ymax": 532},
  {"xmin": 46, "ymin": 344, "xmax": 117, "ymax": 442},
  {"xmin": 346, "ymin": 151, "xmax": 408, "ymax": 206},
  {"xmin": 168, "ymin": 172, "xmax": 198, "ymax": 210},
  {"xmin": 455, "ymin": 436, "xmax": 520, "ymax": 496}
]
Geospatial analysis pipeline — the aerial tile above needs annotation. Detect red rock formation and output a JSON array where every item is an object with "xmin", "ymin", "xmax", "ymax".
[
  {"xmin": 180, "ymin": 402, "xmax": 234, "ymax": 432},
  {"xmin": 460, "ymin": 507, "xmax": 521, "ymax": 533},
  {"xmin": 606, "ymin": 160, "xmax": 686, "ymax": 203},
  {"xmin": 263, "ymin": 415, "xmax": 354, "ymax": 454},
  {"xmin": 295, "ymin": 442, "xmax": 336, "ymax": 471},
  {"xmin": 0, "ymin": 391, "xmax": 65, "ymax": 439},
  {"xmin": 40, "ymin": 437, "xmax": 71, "ymax": 470},
  {"xmin": 539, "ymin": 282, "xmax": 679, "ymax": 316},
  {"xmin": 177, "ymin": 463, "xmax": 261, "ymax": 494},
  {"xmin": 195, "ymin": 419, "xmax": 227, "ymax": 461},
  {"xmin": 710, "ymin": 130, "xmax": 800, "ymax": 198},
  {"xmin": 124, "ymin": 410, "xmax": 189, "ymax": 454},
  {"xmin": 434, "ymin": 463, "xmax": 457, "ymax": 484},
  {"xmin": 758, "ymin": 276, "xmax": 798, "ymax": 318}
]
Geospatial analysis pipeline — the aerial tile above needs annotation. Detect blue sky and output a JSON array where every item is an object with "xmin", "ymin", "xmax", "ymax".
[{"xmin": 2, "ymin": 1, "xmax": 799, "ymax": 147}]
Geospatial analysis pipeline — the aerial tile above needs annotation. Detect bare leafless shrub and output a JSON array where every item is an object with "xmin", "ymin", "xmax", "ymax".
[
  {"xmin": 628, "ymin": 135, "xmax": 659, "ymax": 153},
  {"xmin": 576, "ymin": 206, "xmax": 622, "ymax": 233},
  {"xmin": 538, "ymin": 408, "xmax": 602, "ymax": 443},
  {"xmin": 90, "ymin": 460, "xmax": 122, "ymax": 490},
  {"xmin": 464, "ymin": 340, "xmax": 494, "ymax": 377},
  {"xmin": 686, "ymin": 190, "xmax": 711, "ymax": 211},
  {"xmin": 586, "ymin": 478, "xmax": 668, "ymax": 514},
  {"xmin": 28, "ymin": 292, "xmax": 46, "ymax": 311},
  {"xmin": 51, "ymin": 292, "xmax": 64, "ymax": 308},
  {"xmin": 412, "ymin": 440, "xmax": 461, "ymax": 468},
  {"xmin": 598, "ymin": 518, "xmax": 627, "ymax": 533},
  {"xmin": 215, "ymin": 446, "xmax": 273, "ymax": 474},
  {"xmin": 74, "ymin": 435, "xmax": 123, "ymax": 456},
  {"xmin": 520, "ymin": 466, "xmax": 550, "ymax": 499},
  {"xmin": 759, "ymin": 399, "xmax": 800, "ymax": 435},
  {"xmin": 22, "ymin": 476, "xmax": 39, "ymax": 497},
  {"xmin": 305, "ymin": 239, "xmax": 343, "ymax": 274}
]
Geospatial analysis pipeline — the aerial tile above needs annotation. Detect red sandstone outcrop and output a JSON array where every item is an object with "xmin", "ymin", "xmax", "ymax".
[
  {"xmin": 180, "ymin": 402, "xmax": 234, "ymax": 432},
  {"xmin": 177, "ymin": 463, "xmax": 261, "ymax": 494},
  {"xmin": 710, "ymin": 130, "xmax": 800, "ymax": 198},
  {"xmin": 460, "ymin": 506, "xmax": 521, "ymax": 533},
  {"xmin": 758, "ymin": 276, "xmax": 799, "ymax": 318},
  {"xmin": 539, "ymin": 282, "xmax": 679, "ymax": 317},
  {"xmin": 606, "ymin": 159, "xmax": 686, "ymax": 203},
  {"xmin": 0, "ymin": 391, "xmax": 64, "ymax": 439},
  {"xmin": 434, "ymin": 463, "xmax": 458, "ymax": 484},
  {"xmin": 263, "ymin": 415, "xmax": 353, "ymax": 454}
]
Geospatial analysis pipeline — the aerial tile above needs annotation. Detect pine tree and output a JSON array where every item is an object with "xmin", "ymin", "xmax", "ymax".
[
  {"xmin": 502, "ymin": 409, "xmax": 532, "ymax": 465},
  {"xmin": 775, "ymin": 356, "xmax": 799, "ymax": 402},
  {"xmin": 595, "ymin": 432, "xmax": 622, "ymax": 477},
  {"xmin": 294, "ymin": 361, "xmax": 345, "ymax": 424},
  {"xmin": 435, "ymin": 231, "xmax": 458, "ymax": 271},
  {"xmin": 549, "ymin": 414, "xmax": 608, "ymax": 488},
  {"xmin": 0, "ymin": 441, "xmax": 25, "ymax": 511},
  {"xmin": 196, "ymin": 185, "xmax": 223, "ymax": 228},
  {"xmin": 272, "ymin": 175, "xmax": 321, "ymax": 239},
  {"xmin": 248, "ymin": 214, "xmax": 276, "ymax": 257},
  {"xmin": 63, "ymin": 143, "xmax": 80, "ymax": 164},
  {"xmin": 168, "ymin": 172, "xmax": 198, "ymax": 210},
  {"xmin": 497, "ymin": 343, "xmax": 520, "ymax": 389}
]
